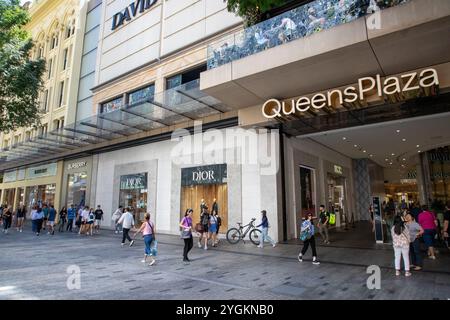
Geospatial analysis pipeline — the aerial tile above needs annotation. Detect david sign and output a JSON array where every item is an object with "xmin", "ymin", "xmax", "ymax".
[
  {"xmin": 112, "ymin": 0, "xmax": 157, "ymax": 31},
  {"xmin": 262, "ymin": 68, "xmax": 439, "ymax": 119}
]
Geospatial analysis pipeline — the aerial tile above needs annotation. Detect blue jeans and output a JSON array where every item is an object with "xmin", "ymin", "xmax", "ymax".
[
  {"xmin": 259, "ymin": 227, "xmax": 275, "ymax": 247},
  {"xmin": 409, "ymin": 238, "xmax": 422, "ymax": 267},
  {"xmin": 144, "ymin": 235, "xmax": 154, "ymax": 255}
]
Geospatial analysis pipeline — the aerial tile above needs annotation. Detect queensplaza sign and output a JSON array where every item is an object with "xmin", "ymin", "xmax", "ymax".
[
  {"xmin": 262, "ymin": 68, "xmax": 439, "ymax": 119},
  {"xmin": 111, "ymin": 0, "xmax": 157, "ymax": 31}
]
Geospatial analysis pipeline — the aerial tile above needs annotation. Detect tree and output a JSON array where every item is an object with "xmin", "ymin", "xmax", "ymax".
[
  {"xmin": 224, "ymin": 0, "xmax": 287, "ymax": 26},
  {"xmin": 0, "ymin": 0, "xmax": 45, "ymax": 133}
]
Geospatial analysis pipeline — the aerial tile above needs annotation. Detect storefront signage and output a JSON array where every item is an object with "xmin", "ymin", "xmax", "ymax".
[
  {"xmin": 262, "ymin": 68, "xmax": 439, "ymax": 118},
  {"xmin": 111, "ymin": 0, "xmax": 157, "ymax": 31},
  {"xmin": 3, "ymin": 170, "xmax": 17, "ymax": 183},
  {"xmin": 26, "ymin": 163, "xmax": 57, "ymax": 179},
  {"xmin": 181, "ymin": 164, "xmax": 227, "ymax": 186},
  {"xmin": 68, "ymin": 162, "xmax": 87, "ymax": 170},
  {"xmin": 120, "ymin": 173, "xmax": 147, "ymax": 190},
  {"xmin": 372, "ymin": 196, "xmax": 383, "ymax": 244},
  {"xmin": 334, "ymin": 165, "xmax": 343, "ymax": 175},
  {"xmin": 17, "ymin": 169, "xmax": 25, "ymax": 181}
]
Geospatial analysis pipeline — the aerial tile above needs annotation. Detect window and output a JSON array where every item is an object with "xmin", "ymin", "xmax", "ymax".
[
  {"xmin": 42, "ymin": 89, "xmax": 49, "ymax": 112},
  {"xmin": 38, "ymin": 46, "xmax": 44, "ymax": 58},
  {"xmin": 3, "ymin": 139, "xmax": 10, "ymax": 149},
  {"xmin": 14, "ymin": 135, "xmax": 21, "ymax": 146},
  {"xmin": 58, "ymin": 81, "xmax": 65, "ymax": 107},
  {"xmin": 166, "ymin": 64, "xmax": 207, "ymax": 90},
  {"xmin": 63, "ymin": 48, "xmax": 69, "ymax": 70},
  {"xmin": 100, "ymin": 97, "xmax": 123, "ymax": 114},
  {"xmin": 25, "ymin": 132, "xmax": 31, "ymax": 142},
  {"xmin": 51, "ymin": 34, "xmax": 59, "ymax": 50},
  {"xmin": 128, "ymin": 84, "xmax": 155, "ymax": 106},
  {"xmin": 66, "ymin": 25, "xmax": 72, "ymax": 39},
  {"xmin": 48, "ymin": 59, "xmax": 53, "ymax": 79}
]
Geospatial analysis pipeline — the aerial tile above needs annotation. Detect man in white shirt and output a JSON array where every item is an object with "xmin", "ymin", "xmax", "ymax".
[
  {"xmin": 117, "ymin": 208, "xmax": 135, "ymax": 247},
  {"xmin": 79, "ymin": 206, "xmax": 90, "ymax": 235}
]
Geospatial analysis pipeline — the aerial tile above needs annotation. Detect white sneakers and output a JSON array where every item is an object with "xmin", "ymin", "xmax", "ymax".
[{"xmin": 149, "ymin": 260, "xmax": 156, "ymax": 266}]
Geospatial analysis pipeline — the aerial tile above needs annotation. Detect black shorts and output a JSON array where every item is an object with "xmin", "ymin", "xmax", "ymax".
[{"xmin": 202, "ymin": 224, "xmax": 209, "ymax": 233}]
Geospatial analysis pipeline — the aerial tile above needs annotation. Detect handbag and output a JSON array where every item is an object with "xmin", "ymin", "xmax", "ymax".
[
  {"xmin": 150, "ymin": 240, "xmax": 158, "ymax": 256},
  {"xmin": 195, "ymin": 223, "xmax": 204, "ymax": 233},
  {"xmin": 181, "ymin": 230, "xmax": 192, "ymax": 239}
]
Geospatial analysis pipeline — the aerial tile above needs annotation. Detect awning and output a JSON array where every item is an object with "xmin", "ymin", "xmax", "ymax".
[{"xmin": 0, "ymin": 79, "xmax": 230, "ymax": 170}]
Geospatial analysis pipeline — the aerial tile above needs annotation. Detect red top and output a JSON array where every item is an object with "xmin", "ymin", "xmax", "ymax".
[{"xmin": 418, "ymin": 211, "xmax": 436, "ymax": 230}]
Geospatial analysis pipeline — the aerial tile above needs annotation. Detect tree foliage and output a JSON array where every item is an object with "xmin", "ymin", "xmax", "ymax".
[
  {"xmin": 0, "ymin": 0, "xmax": 45, "ymax": 133},
  {"xmin": 224, "ymin": 0, "xmax": 287, "ymax": 26}
]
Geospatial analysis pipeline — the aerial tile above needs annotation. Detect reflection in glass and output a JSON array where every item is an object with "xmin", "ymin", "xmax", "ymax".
[{"xmin": 67, "ymin": 172, "xmax": 87, "ymax": 208}]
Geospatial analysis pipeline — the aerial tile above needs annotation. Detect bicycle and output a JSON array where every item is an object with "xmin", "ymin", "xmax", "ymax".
[{"xmin": 226, "ymin": 218, "xmax": 261, "ymax": 245}]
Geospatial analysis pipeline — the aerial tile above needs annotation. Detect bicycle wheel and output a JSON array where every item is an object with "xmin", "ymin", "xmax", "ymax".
[
  {"xmin": 226, "ymin": 228, "xmax": 241, "ymax": 244},
  {"xmin": 249, "ymin": 229, "xmax": 262, "ymax": 246}
]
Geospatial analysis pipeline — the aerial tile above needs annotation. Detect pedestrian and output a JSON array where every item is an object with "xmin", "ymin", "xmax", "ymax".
[
  {"xmin": 47, "ymin": 205, "xmax": 57, "ymax": 235},
  {"xmin": 298, "ymin": 213, "xmax": 320, "ymax": 265},
  {"xmin": 75, "ymin": 206, "xmax": 82, "ymax": 233},
  {"xmin": 16, "ymin": 204, "xmax": 26, "ymax": 233},
  {"xmin": 209, "ymin": 210, "xmax": 219, "ymax": 247},
  {"xmin": 405, "ymin": 212, "xmax": 424, "ymax": 271},
  {"xmin": 32, "ymin": 206, "xmax": 44, "ymax": 236},
  {"xmin": 180, "ymin": 209, "xmax": 194, "ymax": 262},
  {"xmin": 369, "ymin": 204, "xmax": 375, "ymax": 233},
  {"xmin": 257, "ymin": 210, "xmax": 276, "ymax": 248},
  {"xmin": 135, "ymin": 212, "xmax": 156, "ymax": 266},
  {"xmin": 443, "ymin": 202, "xmax": 450, "ymax": 249},
  {"xmin": 94, "ymin": 205, "xmax": 104, "ymax": 234},
  {"xmin": 58, "ymin": 206, "xmax": 67, "ymax": 232},
  {"xmin": 111, "ymin": 205, "xmax": 123, "ymax": 234},
  {"xmin": 66, "ymin": 204, "xmax": 76, "ymax": 232},
  {"xmin": 117, "ymin": 207, "xmax": 135, "ymax": 247},
  {"xmin": 42, "ymin": 204, "xmax": 49, "ymax": 231},
  {"xmin": 79, "ymin": 206, "xmax": 90, "ymax": 235},
  {"xmin": 215, "ymin": 212, "xmax": 222, "ymax": 245},
  {"xmin": 2, "ymin": 206, "xmax": 12, "ymax": 234},
  {"xmin": 392, "ymin": 215, "xmax": 411, "ymax": 277},
  {"xmin": 411, "ymin": 202, "xmax": 422, "ymax": 221},
  {"xmin": 87, "ymin": 208, "xmax": 95, "ymax": 236},
  {"xmin": 317, "ymin": 205, "xmax": 330, "ymax": 244},
  {"xmin": 418, "ymin": 205, "xmax": 438, "ymax": 260},
  {"xmin": 200, "ymin": 206, "xmax": 210, "ymax": 250}
]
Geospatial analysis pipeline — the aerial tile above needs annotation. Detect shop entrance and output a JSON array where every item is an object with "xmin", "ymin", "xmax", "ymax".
[
  {"xmin": 119, "ymin": 173, "xmax": 148, "ymax": 226},
  {"xmin": 180, "ymin": 164, "xmax": 228, "ymax": 232},
  {"xmin": 3, "ymin": 188, "xmax": 15, "ymax": 208},
  {"xmin": 327, "ymin": 174, "xmax": 348, "ymax": 228},
  {"xmin": 26, "ymin": 184, "xmax": 56, "ymax": 209}
]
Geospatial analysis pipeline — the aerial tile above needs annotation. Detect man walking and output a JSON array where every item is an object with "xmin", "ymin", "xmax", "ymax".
[
  {"xmin": 47, "ymin": 205, "xmax": 57, "ymax": 235},
  {"xmin": 94, "ymin": 205, "xmax": 104, "ymax": 234},
  {"xmin": 117, "ymin": 207, "xmax": 135, "ymax": 247},
  {"xmin": 317, "ymin": 205, "xmax": 330, "ymax": 244},
  {"xmin": 67, "ymin": 204, "xmax": 76, "ymax": 232}
]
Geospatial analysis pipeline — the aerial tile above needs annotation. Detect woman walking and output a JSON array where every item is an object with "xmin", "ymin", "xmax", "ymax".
[
  {"xmin": 58, "ymin": 206, "xmax": 67, "ymax": 232},
  {"xmin": 405, "ymin": 212, "xmax": 424, "ymax": 271},
  {"xmin": 209, "ymin": 211, "xmax": 219, "ymax": 247},
  {"xmin": 2, "ymin": 206, "xmax": 12, "ymax": 234},
  {"xmin": 180, "ymin": 209, "xmax": 194, "ymax": 262},
  {"xmin": 392, "ymin": 215, "xmax": 411, "ymax": 277},
  {"xmin": 32, "ymin": 206, "xmax": 44, "ymax": 236},
  {"xmin": 16, "ymin": 204, "xmax": 26, "ymax": 233},
  {"xmin": 418, "ymin": 205, "xmax": 438, "ymax": 260},
  {"xmin": 257, "ymin": 210, "xmax": 276, "ymax": 248},
  {"xmin": 298, "ymin": 213, "xmax": 320, "ymax": 265},
  {"xmin": 135, "ymin": 213, "xmax": 156, "ymax": 266}
]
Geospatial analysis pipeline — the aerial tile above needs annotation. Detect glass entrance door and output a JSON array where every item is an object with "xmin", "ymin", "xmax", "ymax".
[{"xmin": 327, "ymin": 175, "xmax": 347, "ymax": 227}]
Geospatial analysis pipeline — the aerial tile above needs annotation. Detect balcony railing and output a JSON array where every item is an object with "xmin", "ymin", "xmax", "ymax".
[{"xmin": 207, "ymin": 0, "xmax": 410, "ymax": 69}]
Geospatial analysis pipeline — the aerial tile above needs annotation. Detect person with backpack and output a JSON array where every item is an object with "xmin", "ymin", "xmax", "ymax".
[
  {"xmin": 257, "ymin": 210, "xmax": 276, "ymax": 248},
  {"xmin": 135, "ymin": 212, "xmax": 156, "ymax": 266},
  {"xmin": 392, "ymin": 215, "xmax": 411, "ymax": 277},
  {"xmin": 317, "ymin": 205, "xmax": 330, "ymax": 244},
  {"xmin": 180, "ymin": 209, "xmax": 194, "ymax": 262},
  {"xmin": 298, "ymin": 213, "xmax": 320, "ymax": 265},
  {"xmin": 200, "ymin": 206, "xmax": 210, "ymax": 250}
]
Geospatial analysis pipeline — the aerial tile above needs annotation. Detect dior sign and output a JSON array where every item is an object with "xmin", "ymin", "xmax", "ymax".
[
  {"xmin": 181, "ymin": 165, "xmax": 227, "ymax": 186},
  {"xmin": 120, "ymin": 173, "xmax": 147, "ymax": 190},
  {"xmin": 68, "ymin": 162, "xmax": 87, "ymax": 170},
  {"xmin": 111, "ymin": 0, "xmax": 158, "ymax": 31}
]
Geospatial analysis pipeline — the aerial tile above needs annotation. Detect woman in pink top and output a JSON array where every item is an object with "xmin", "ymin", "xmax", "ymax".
[
  {"xmin": 135, "ymin": 213, "xmax": 156, "ymax": 266},
  {"xmin": 179, "ymin": 209, "xmax": 194, "ymax": 262},
  {"xmin": 418, "ymin": 205, "xmax": 437, "ymax": 260}
]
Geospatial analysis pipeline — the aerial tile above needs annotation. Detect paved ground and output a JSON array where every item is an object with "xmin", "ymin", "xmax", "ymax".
[{"xmin": 0, "ymin": 224, "xmax": 449, "ymax": 300}]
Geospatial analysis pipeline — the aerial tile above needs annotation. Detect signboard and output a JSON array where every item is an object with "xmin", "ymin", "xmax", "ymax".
[
  {"xmin": 181, "ymin": 164, "xmax": 227, "ymax": 186},
  {"xmin": 111, "ymin": 0, "xmax": 158, "ymax": 30},
  {"xmin": 17, "ymin": 169, "xmax": 25, "ymax": 181},
  {"xmin": 262, "ymin": 68, "xmax": 439, "ymax": 119},
  {"xmin": 68, "ymin": 162, "xmax": 87, "ymax": 170},
  {"xmin": 26, "ymin": 163, "xmax": 58, "ymax": 179},
  {"xmin": 372, "ymin": 196, "xmax": 383, "ymax": 243},
  {"xmin": 120, "ymin": 173, "xmax": 147, "ymax": 190},
  {"xmin": 3, "ymin": 170, "xmax": 17, "ymax": 183},
  {"xmin": 334, "ymin": 165, "xmax": 343, "ymax": 175}
]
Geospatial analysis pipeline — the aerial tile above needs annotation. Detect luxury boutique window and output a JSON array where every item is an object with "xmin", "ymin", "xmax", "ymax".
[
  {"xmin": 119, "ymin": 173, "xmax": 148, "ymax": 225},
  {"xmin": 128, "ymin": 84, "xmax": 155, "ymax": 106},
  {"xmin": 100, "ymin": 97, "xmax": 123, "ymax": 114},
  {"xmin": 67, "ymin": 172, "xmax": 87, "ymax": 208}
]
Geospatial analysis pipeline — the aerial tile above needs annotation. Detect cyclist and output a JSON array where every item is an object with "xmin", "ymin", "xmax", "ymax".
[{"xmin": 257, "ymin": 210, "xmax": 276, "ymax": 248}]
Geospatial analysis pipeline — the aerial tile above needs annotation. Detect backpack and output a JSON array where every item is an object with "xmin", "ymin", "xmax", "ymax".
[
  {"xmin": 216, "ymin": 216, "xmax": 222, "ymax": 227},
  {"xmin": 329, "ymin": 212, "xmax": 336, "ymax": 225}
]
